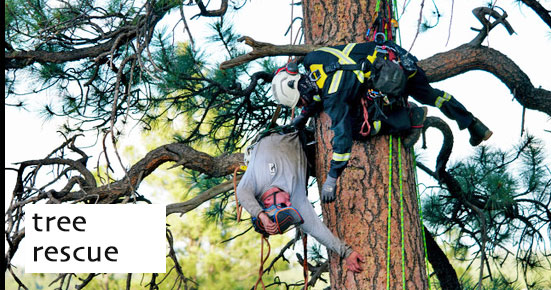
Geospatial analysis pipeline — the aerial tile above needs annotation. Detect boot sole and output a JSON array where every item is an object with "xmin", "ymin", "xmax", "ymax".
[
  {"xmin": 470, "ymin": 130, "xmax": 493, "ymax": 146},
  {"xmin": 483, "ymin": 130, "xmax": 493, "ymax": 141}
]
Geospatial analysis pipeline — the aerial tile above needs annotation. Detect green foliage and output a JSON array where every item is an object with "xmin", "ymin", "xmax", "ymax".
[
  {"xmin": 459, "ymin": 275, "xmax": 520, "ymax": 290},
  {"xmin": 423, "ymin": 135, "xmax": 551, "ymax": 288},
  {"xmin": 6, "ymin": 0, "xmax": 285, "ymax": 150}
]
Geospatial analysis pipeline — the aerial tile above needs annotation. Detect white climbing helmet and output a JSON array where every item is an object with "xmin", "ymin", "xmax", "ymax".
[{"xmin": 271, "ymin": 65, "xmax": 301, "ymax": 108}]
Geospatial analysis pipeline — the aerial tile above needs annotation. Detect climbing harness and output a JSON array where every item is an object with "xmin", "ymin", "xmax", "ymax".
[
  {"xmin": 308, "ymin": 43, "xmax": 369, "ymax": 93},
  {"xmin": 368, "ymin": 0, "xmax": 400, "ymax": 44}
]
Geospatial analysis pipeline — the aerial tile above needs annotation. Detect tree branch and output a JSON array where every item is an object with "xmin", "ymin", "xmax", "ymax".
[
  {"xmin": 64, "ymin": 143, "xmax": 244, "ymax": 203},
  {"xmin": 4, "ymin": 0, "xmax": 179, "ymax": 69},
  {"xmin": 425, "ymin": 227, "xmax": 462, "ymax": 290},
  {"xmin": 419, "ymin": 44, "xmax": 551, "ymax": 117},
  {"xmin": 5, "ymin": 31, "xmax": 134, "ymax": 69},
  {"xmin": 519, "ymin": 0, "xmax": 551, "ymax": 29},
  {"xmin": 195, "ymin": 0, "xmax": 228, "ymax": 17},
  {"xmin": 468, "ymin": 7, "xmax": 515, "ymax": 47},
  {"xmin": 219, "ymin": 36, "xmax": 321, "ymax": 69},
  {"xmin": 166, "ymin": 176, "xmax": 241, "ymax": 216},
  {"xmin": 421, "ymin": 116, "xmax": 454, "ymax": 176}
]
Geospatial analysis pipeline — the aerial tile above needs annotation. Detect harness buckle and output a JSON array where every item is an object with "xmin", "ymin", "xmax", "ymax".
[
  {"xmin": 308, "ymin": 70, "xmax": 321, "ymax": 82},
  {"xmin": 360, "ymin": 60, "xmax": 370, "ymax": 73},
  {"xmin": 374, "ymin": 32, "xmax": 386, "ymax": 45}
]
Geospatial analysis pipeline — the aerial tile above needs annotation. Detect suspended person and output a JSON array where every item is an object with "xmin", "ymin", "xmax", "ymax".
[
  {"xmin": 271, "ymin": 41, "xmax": 493, "ymax": 203},
  {"xmin": 236, "ymin": 128, "xmax": 365, "ymax": 273}
]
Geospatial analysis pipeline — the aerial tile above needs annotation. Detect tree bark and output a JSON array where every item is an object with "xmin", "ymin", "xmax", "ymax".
[
  {"xmin": 303, "ymin": 0, "xmax": 429, "ymax": 288},
  {"xmin": 315, "ymin": 113, "xmax": 429, "ymax": 289}
]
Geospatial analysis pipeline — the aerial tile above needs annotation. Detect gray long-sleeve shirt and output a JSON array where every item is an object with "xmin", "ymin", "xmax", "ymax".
[{"xmin": 236, "ymin": 131, "xmax": 352, "ymax": 258}]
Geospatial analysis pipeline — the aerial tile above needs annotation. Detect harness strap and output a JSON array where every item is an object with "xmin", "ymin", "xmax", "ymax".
[
  {"xmin": 311, "ymin": 44, "xmax": 366, "ymax": 93},
  {"xmin": 323, "ymin": 62, "xmax": 369, "ymax": 75}
]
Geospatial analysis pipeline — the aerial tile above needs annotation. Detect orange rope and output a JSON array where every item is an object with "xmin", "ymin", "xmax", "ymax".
[
  {"xmin": 254, "ymin": 236, "xmax": 271, "ymax": 290},
  {"xmin": 303, "ymin": 234, "xmax": 309, "ymax": 289},
  {"xmin": 233, "ymin": 166, "xmax": 243, "ymax": 222}
]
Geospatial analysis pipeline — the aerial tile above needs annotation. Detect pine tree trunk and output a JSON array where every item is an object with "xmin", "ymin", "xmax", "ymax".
[{"xmin": 303, "ymin": 1, "xmax": 430, "ymax": 289}]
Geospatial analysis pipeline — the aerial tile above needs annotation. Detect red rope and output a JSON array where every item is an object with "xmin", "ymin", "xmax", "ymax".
[
  {"xmin": 387, "ymin": 1, "xmax": 393, "ymax": 41},
  {"xmin": 360, "ymin": 97, "xmax": 372, "ymax": 137}
]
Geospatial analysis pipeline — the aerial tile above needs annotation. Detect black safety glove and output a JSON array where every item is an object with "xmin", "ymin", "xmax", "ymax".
[
  {"xmin": 321, "ymin": 175, "xmax": 337, "ymax": 203},
  {"xmin": 298, "ymin": 76, "xmax": 319, "ymax": 101},
  {"xmin": 291, "ymin": 114, "xmax": 308, "ymax": 129}
]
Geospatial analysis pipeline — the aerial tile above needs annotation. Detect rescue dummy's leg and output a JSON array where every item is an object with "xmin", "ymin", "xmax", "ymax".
[{"xmin": 405, "ymin": 69, "xmax": 493, "ymax": 146}]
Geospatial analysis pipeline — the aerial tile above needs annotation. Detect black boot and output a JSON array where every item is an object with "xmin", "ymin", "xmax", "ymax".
[
  {"xmin": 468, "ymin": 117, "xmax": 493, "ymax": 146},
  {"xmin": 403, "ymin": 105, "xmax": 428, "ymax": 147}
]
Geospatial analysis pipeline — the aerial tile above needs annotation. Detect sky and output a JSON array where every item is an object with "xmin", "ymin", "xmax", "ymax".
[
  {"xmin": 5, "ymin": 0, "xmax": 551, "ymax": 271},
  {"xmin": 6, "ymin": 0, "xmax": 550, "ymax": 204}
]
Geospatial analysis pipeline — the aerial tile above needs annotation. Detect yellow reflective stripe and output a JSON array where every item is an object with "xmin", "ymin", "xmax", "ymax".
[
  {"xmin": 317, "ymin": 47, "xmax": 356, "ymax": 64},
  {"xmin": 342, "ymin": 44, "xmax": 365, "ymax": 82},
  {"xmin": 342, "ymin": 43, "xmax": 356, "ymax": 56},
  {"xmin": 328, "ymin": 70, "xmax": 343, "ymax": 94},
  {"xmin": 373, "ymin": 120, "xmax": 381, "ymax": 135},
  {"xmin": 407, "ymin": 70, "xmax": 417, "ymax": 79},
  {"xmin": 317, "ymin": 44, "xmax": 364, "ymax": 83},
  {"xmin": 313, "ymin": 95, "xmax": 321, "ymax": 102},
  {"xmin": 332, "ymin": 152, "xmax": 351, "ymax": 162},
  {"xmin": 435, "ymin": 92, "xmax": 452, "ymax": 108}
]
